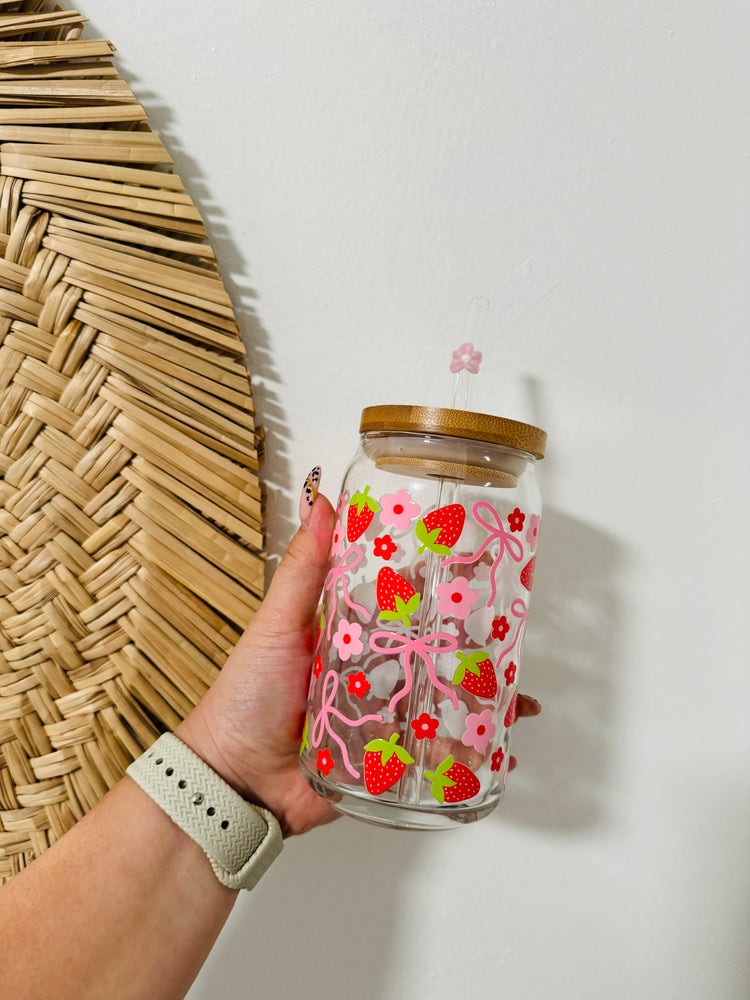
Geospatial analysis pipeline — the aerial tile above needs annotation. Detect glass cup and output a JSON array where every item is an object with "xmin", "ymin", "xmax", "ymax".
[{"xmin": 299, "ymin": 405, "xmax": 547, "ymax": 830}]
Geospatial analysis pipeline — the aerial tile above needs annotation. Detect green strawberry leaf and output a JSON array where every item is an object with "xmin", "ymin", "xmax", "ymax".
[
  {"xmin": 452, "ymin": 650, "xmax": 488, "ymax": 684},
  {"xmin": 365, "ymin": 733, "xmax": 415, "ymax": 766},
  {"xmin": 452, "ymin": 649, "xmax": 487, "ymax": 684},
  {"xmin": 424, "ymin": 755, "xmax": 457, "ymax": 805},
  {"xmin": 378, "ymin": 592, "xmax": 420, "ymax": 627},
  {"xmin": 351, "ymin": 485, "xmax": 381, "ymax": 516},
  {"xmin": 437, "ymin": 755, "xmax": 454, "ymax": 777},
  {"xmin": 415, "ymin": 518, "xmax": 451, "ymax": 556},
  {"xmin": 299, "ymin": 715, "xmax": 310, "ymax": 755}
]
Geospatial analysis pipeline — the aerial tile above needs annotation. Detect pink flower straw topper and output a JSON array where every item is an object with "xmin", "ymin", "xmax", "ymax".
[
  {"xmin": 450, "ymin": 297, "xmax": 488, "ymax": 411},
  {"xmin": 450, "ymin": 342, "xmax": 483, "ymax": 375}
]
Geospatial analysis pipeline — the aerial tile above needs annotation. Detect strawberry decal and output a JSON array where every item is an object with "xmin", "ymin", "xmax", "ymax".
[
  {"xmin": 415, "ymin": 503, "xmax": 465, "ymax": 556},
  {"xmin": 424, "ymin": 755, "xmax": 481, "ymax": 804},
  {"xmin": 520, "ymin": 557, "xmax": 535, "ymax": 591},
  {"xmin": 346, "ymin": 486, "xmax": 381, "ymax": 542},
  {"xmin": 376, "ymin": 567, "xmax": 420, "ymax": 627},
  {"xmin": 452, "ymin": 650, "xmax": 497, "ymax": 700},
  {"xmin": 363, "ymin": 733, "xmax": 414, "ymax": 795}
]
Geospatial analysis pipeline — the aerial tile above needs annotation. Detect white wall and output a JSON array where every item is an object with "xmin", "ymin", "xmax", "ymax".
[{"xmin": 92, "ymin": 3, "xmax": 748, "ymax": 998}]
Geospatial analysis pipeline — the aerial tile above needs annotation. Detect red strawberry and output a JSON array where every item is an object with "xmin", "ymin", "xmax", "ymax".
[
  {"xmin": 504, "ymin": 691, "xmax": 518, "ymax": 727},
  {"xmin": 363, "ymin": 733, "xmax": 414, "ymax": 795},
  {"xmin": 520, "ymin": 557, "xmax": 535, "ymax": 591},
  {"xmin": 346, "ymin": 486, "xmax": 381, "ymax": 542},
  {"xmin": 376, "ymin": 567, "xmax": 420, "ymax": 626},
  {"xmin": 452, "ymin": 650, "xmax": 497, "ymax": 700},
  {"xmin": 415, "ymin": 504, "xmax": 466, "ymax": 555},
  {"xmin": 424, "ymin": 755, "xmax": 481, "ymax": 804}
]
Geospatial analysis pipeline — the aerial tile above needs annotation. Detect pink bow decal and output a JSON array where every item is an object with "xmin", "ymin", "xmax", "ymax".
[
  {"xmin": 369, "ymin": 630, "xmax": 459, "ymax": 713},
  {"xmin": 442, "ymin": 501, "xmax": 523, "ymax": 606},
  {"xmin": 310, "ymin": 670, "xmax": 384, "ymax": 778},
  {"xmin": 323, "ymin": 544, "xmax": 371, "ymax": 640},
  {"xmin": 495, "ymin": 598, "xmax": 528, "ymax": 670}
]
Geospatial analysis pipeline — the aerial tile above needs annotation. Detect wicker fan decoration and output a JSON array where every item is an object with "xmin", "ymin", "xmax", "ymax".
[{"xmin": 0, "ymin": 6, "xmax": 265, "ymax": 883}]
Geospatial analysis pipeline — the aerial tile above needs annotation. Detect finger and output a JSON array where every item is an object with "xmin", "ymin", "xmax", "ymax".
[
  {"xmin": 509, "ymin": 755, "xmax": 517, "ymax": 771},
  {"xmin": 253, "ymin": 488, "xmax": 336, "ymax": 638},
  {"xmin": 514, "ymin": 693, "xmax": 541, "ymax": 720}
]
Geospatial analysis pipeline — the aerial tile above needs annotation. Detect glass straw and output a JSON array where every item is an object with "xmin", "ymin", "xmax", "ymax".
[{"xmin": 398, "ymin": 299, "xmax": 488, "ymax": 806}]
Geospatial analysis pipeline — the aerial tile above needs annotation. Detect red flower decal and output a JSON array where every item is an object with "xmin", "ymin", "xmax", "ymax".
[
  {"xmin": 373, "ymin": 534, "xmax": 398, "ymax": 560},
  {"xmin": 410, "ymin": 713, "xmax": 439, "ymax": 740},
  {"xmin": 317, "ymin": 748, "xmax": 335, "ymax": 776},
  {"xmin": 313, "ymin": 654, "xmax": 323, "ymax": 678},
  {"xmin": 491, "ymin": 615, "xmax": 510, "ymax": 640},
  {"xmin": 347, "ymin": 671, "xmax": 371, "ymax": 699},
  {"xmin": 490, "ymin": 747, "xmax": 505, "ymax": 772},
  {"xmin": 508, "ymin": 507, "xmax": 525, "ymax": 532},
  {"xmin": 504, "ymin": 661, "xmax": 517, "ymax": 686}
]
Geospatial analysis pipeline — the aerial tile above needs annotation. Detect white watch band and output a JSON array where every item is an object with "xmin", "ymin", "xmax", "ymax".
[{"xmin": 127, "ymin": 733, "xmax": 283, "ymax": 891}]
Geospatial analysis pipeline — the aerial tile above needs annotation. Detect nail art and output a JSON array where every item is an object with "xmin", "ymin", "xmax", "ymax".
[{"xmin": 299, "ymin": 466, "xmax": 321, "ymax": 526}]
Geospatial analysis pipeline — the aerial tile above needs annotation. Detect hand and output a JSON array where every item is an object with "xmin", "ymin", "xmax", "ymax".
[{"xmin": 176, "ymin": 494, "xmax": 340, "ymax": 837}]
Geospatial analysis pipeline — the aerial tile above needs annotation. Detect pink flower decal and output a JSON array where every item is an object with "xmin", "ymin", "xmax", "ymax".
[
  {"xmin": 462, "ymin": 709, "xmax": 496, "ymax": 754},
  {"xmin": 436, "ymin": 576, "xmax": 479, "ymax": 620},
  {"xmin": 313, "ymin": 654, "xmax": 323, "ymax": 678},
  {"xmin": 317, "ymin": 748, "xmax": 335, "ymax": 776},
  {"xmin": 508, "ymin": 507, "xmax": 525, "ymax": 532},
  {"xmin": 347, "ymin": 671, "xmax": 370, "ymax": 699},
  {"xmin": 526, "ymin": 513, "xmax": 540, "ymax": 551},
  {"xmin": 491, "ymin": 615, "xmax": 510, "ymax": 640},
  {"xmin": 332, "ymin": 619, "xmax": 363, "ymax": 661},
  {"xmin": 330, "ymin": 520, "xmax": 345, "ymax": 557},
  {"xmin": 504, "ymin": 661, "xmax": 517, "ymax": 686},
  {"xmin": 450, "ymin": 342, "xmax": 483, "ymax": 375},
  {"xmin": 379, "ymin": 489, "xmax": 420, "ymax": 532},
  {"xmin": 490, "ymin": 747, "xmax": 505, "ymax": 772},
  {"xmin": 373, "ymin": 534, "xmax": 397, "ymax": 560},
  {"xmin": 410, "ymin": 713, "xmax": 439, "ymax": 740}
]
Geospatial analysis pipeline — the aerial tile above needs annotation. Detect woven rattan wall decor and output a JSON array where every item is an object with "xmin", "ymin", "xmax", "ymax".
[{"xmin": 0, "ymin": 6, "xmax": 265, "ymax": 882}]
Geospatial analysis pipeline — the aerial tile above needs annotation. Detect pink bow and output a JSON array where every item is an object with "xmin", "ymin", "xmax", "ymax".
[
  {"xmin": 310, "ymin": 670, "xmax": 384, "ymax": 779},
  {"xmin": 369, "ymin": 630, "xmax": 459, "ymax": 713},
  {"xmin": 495, "ymin": 598, "xmax": 528, "ymax": 670},
  {"xmin": 442, "ymin": 500, "xmax": 523, "ymax": 606},
  {"xmin": 323, "ymin": 545, "xmax": 371, "ymax": 640}
]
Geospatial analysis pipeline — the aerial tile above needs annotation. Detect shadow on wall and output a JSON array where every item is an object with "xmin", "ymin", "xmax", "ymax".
[
  {"xmin": 86, "ymin": 37, "xmax": 297, "ymax": 584},
  {"xmin": 497, "ymin": 506, "xmax": 625, "ymax": 832},
  {"xmin": 150, "ymin": 103, "xmax": 298, "ymax": 579}
]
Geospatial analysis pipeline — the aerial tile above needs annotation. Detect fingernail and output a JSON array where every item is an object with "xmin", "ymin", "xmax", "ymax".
[
  {"xmin": 299, "ymin": 466, "xmax": 321, "ymax": 527},
  {"xmin": 509, "ymin": 755, "xmax": 518, "ymax": 772}
]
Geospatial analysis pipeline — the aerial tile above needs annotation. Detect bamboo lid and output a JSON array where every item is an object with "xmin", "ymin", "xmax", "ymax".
[{"xmin": 360, "ymin": 405, "xmax": 547, "ymax": 460}]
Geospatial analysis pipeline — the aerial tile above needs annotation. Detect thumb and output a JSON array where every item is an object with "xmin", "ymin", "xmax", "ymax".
[{"xmin": 253, "ymin": 492, "xmax": 336, "ymax": 639}]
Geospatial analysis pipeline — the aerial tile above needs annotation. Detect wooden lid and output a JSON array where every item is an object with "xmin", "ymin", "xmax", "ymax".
[{"xmin": 360, "ymin": 405, "xmax": 547, "ymax": 460}]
